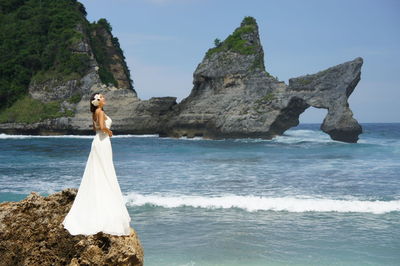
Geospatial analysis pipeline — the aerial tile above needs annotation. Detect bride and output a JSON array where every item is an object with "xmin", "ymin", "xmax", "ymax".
[{"xmin": 62, "ymin": 93, "xmax": 131, "ymax": 236}]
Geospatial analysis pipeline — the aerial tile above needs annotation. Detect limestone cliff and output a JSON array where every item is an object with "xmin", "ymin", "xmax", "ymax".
[
  {"xmin": 28, "ymin": 22, "xmax": 100, "ymax": 104},
  {"xmin": 0, "ymin": 0, "xmax": 136, "ymax": 125},
  {"xmin": 0, "ymin": 188, "xmax": 144, "ymax": 266},
  {"xmin": 89, "ymin": 19, "xmax": 134, "ymax": 91},
  {"xmin": 0, "ymin": 83, "xmax": 177, "ymax": 135},
  {"xmin": 161, "ymin": 17, "xmax": 363, "ymax": 143},
  {"xmin": 70, "ymin": 85, "xmax": 176, "ymax": 135},
  {"xmin": 28, "ymin": 18, "xmax": 136, "ymax": 118},
  {"xmin": 0, "ymin": 14, "xmax": 364, "ymax": 143},
  {"xmin": 284, "ymin": 58, "xmax": 363, "ymax": 142}
]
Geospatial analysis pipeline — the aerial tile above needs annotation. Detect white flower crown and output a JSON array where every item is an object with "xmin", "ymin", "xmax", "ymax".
[{"xmin": 91, "ymin": 94, "xmax": 101, "ymax": 106}]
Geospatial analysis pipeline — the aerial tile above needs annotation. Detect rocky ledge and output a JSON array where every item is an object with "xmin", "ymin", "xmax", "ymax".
[{"xmin": 0, "ymin": 188, "xmax": 144, "ymax": 266}]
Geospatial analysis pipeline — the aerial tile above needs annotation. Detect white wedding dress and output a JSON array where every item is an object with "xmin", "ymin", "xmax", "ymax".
[{"xmin": 62, "ymin": 114, "xmax": 131, "ymax": 236}]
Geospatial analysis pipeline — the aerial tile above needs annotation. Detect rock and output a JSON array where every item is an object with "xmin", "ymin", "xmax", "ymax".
[
  {"xmin": 0, "ymin": 16, "xmax": 364, "ymax": 143},
  {"xmin": 26, "ymin": 18, "xmax": 137, "ymax": 131},
  {"xmin": 161, "ymin": 17, "xmax": 363, "ymax": 143},
  {"xmin": 29, "ymin": 78, "xmax": 81, "ymax": 103},
  {"xmin": 0, "ymin": 85, "xmax": 177, "ymax": 135},
  {"xmin": 28, "ymin": 22, "xmax": 101, "ymax": 104},
  {"xmin": 0, "ymin": 188, "xmax": 144, "ymax": 266},
  {"xmin": 0, "ymin": 117, "xmax": 74, "ymax": 135},
  {"xmin": 90, "ymin": 23, "xmax": 134, "ymax": 91},
  {"xmin": 286, "ymin": 57, "xmax": 363, "ymax": 142},
  {"xmin": 69, "ymin": 85, "xmax": 176, "ymax": 134}
]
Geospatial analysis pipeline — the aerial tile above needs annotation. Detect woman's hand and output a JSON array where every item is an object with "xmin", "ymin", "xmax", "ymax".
[{"xmin": 108, "ymin": 130, "xmax": 113, "ymax": 137}]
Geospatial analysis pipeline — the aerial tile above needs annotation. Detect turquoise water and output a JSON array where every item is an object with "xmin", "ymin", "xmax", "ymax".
[{"xmin": 1, "ymin": 123, "xmax": 399, "ymax": 265}]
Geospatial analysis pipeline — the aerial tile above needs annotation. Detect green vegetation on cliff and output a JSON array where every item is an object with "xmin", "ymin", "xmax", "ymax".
[
  {"xmin": 253, "ymin": 92, "xmax": 276, "ymax": 113},
  {"xmin": 205, "ymin": 16, "xmax": 259, "ymax": 58},
  {"xmin": 0, "ymin": 0, "xmax": 134, "ymax": 124},
  {"xmin": 205, "ymin": 16, "xmax": 270, "ymax": 74},
  {"xmin": 0, "ymin": 0, "xmax": 89, "ymax": 110},
  {"xmin": 89, "ymin": 18, "xmax": 133, "ymax": 88},
  {"xmin": 0, "ymin": 95, "xmax": 74, "ymax": 123}
]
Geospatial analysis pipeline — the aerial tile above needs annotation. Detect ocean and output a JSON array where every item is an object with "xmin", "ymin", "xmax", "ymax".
[{"xmin": 1, "ymin": 123, "xmax": 399, "ymax": 266}]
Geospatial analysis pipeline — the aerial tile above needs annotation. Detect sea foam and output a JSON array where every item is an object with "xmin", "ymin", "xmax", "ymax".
[{"xmin": 124, "ymin": 193, "xmax": 400, "ymax": 214}]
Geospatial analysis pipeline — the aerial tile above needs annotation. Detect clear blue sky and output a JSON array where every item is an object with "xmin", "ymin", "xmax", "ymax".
[{"xmin": 80, "ymin": 0, "xmax": 400, "ymax": 123}]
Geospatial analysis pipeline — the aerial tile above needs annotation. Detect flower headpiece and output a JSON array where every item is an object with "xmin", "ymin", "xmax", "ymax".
[{"xmin": 91, "ymin": 94, "xmax": 101, "ymax": 107}]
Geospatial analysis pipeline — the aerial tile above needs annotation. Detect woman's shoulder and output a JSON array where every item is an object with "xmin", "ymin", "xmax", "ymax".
[
  {"xmin": 95, "ymin": 109, "xmax": 107, "ymax": 118},
  {"xmin": 95, "ymin": 108, "xmax": 104, "ymax": 114}
]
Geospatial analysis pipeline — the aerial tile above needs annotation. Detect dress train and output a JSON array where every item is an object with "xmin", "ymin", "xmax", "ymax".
[{"xmin": 62, "ymin": 114, "xmax": 131, "ymax": 236}]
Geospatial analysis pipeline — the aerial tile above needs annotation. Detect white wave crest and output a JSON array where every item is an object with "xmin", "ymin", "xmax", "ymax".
[
  {"xmin": 273, "ymin": 129, "xmax": 336, "ymax": 144},
  {"xmin": 124, "ymin": 193, "xmax": 400, "ymax": 214}
]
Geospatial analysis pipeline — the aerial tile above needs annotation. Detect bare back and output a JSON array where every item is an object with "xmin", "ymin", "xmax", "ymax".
[{"xmin": 92, "ymin": 109, "xmax": 106, "ymax": 130}]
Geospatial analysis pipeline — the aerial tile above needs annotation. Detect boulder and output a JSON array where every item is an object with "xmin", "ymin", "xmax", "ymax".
[{"xmin": 0, "ymin": 188, "xmax": 144, "ymax": 266}]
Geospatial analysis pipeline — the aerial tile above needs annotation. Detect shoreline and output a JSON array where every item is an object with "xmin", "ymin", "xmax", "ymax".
[{"xmin": 1, "ymin": 123, "xmax": 398, "ymax": 140}]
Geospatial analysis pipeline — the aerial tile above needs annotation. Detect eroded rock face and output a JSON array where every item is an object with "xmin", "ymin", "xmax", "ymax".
[
  {"xmin": 286, "ymin": 57, "xmax": 363, "ymax": 142},
  {"xmin": 90, "ymin": 24, "xmax": 133, "ymax": 91},
  {"xmin": 26, "ymin": 20, "xmax": 137, "ymax": 127},
  {"xmin": 0, "ymin": 84, "xmax": 177, "ymax": 135},
  {"xmin": 0, "ymin": 16, "xmax": 363, "ymax": 143},
  {"xmin": 161, "ymin": 17, "xmax": 363, "ymax": 143},
  {"xmin": 69, "ymin": 85, "xmax": 177, "ymax": 134},
  {"xmin": 28, "ymin": 22, "xmax": 101, "ymax": 104},
  {"xmin": 0, "ymin": 188, "xmax": 144, "ymax": 266}
]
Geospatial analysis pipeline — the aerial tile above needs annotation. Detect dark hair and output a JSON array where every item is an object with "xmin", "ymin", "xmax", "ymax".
[{"xmin": 90, "ymin": 93, "xmax": 104, "ymax": 113}]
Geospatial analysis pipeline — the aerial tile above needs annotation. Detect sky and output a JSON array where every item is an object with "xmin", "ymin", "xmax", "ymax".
[{"xmin": 80, "ymin": 0, "xmax": 400, "ymax": 123}]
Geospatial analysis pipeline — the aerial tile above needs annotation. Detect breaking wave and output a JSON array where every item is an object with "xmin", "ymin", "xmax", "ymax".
[{"xmin": 125, "ymin": 193, "xmax": 400, "ymax": 214}]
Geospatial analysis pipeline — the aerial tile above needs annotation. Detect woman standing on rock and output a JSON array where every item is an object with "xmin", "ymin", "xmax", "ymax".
[{"xmin": 62, "ymin": 92, "xmax": 131, "ymax": 236}]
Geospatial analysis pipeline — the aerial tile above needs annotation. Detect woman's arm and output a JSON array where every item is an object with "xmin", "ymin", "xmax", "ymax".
[{"xmin": 96, "ymin": 109, "xmax": 113, "ymax": 137}]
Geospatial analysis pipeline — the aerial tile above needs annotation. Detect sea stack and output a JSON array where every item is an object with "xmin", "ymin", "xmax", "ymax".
[{"xmin": 161, "ymin": 16, "xmax": 363, "ymax": 143}]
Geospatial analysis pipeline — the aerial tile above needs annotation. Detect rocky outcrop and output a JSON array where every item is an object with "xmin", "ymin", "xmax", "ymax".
[
  {"xmin": 160, "ymin": 17, "xmax": 363, "ymax": 143},
  {"xmin": 0, "ymin": 188, "xmax": 144, "ymax": 266},
  {"xmin": 0, "ymin": 84, "xmax": 177, "ymax": 135},
  {"xmin": 26, "ymin": 18, "xmax": 136, "ymax": 125},
  {"xmin": 0, "ymin": 15, "xmax": 363, "ymax": 143},
  {"xmin": 285, "ymin": 58, "xmax": 363, "ymax": 142},
  {"xmin": 29, "ymin": 22, "xmax": 101, "ymax": 104},
  {"xmin": 90, "ymin": 21, "xmax": 134, "ymax": 91},
  {"xmin": 0, "ymin": 116, "xmax": 74, "ymax": 135},
  {"xmin": 28, "ymin": 70, "xmax": 101, "ymax": 104},
  {"xmin": 70, "ymin": 85, "xmax": 177, "ymax": 134}
]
